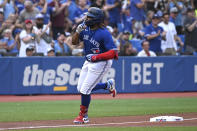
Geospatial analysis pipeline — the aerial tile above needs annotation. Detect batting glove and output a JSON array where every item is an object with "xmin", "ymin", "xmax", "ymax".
[
  {"xmin": 86, "ymin": 54, "xmax": 97, "ymax": 62},
  {"xmin": 76, "ymin": 22, "xmax": 86, "ymax": 34}
]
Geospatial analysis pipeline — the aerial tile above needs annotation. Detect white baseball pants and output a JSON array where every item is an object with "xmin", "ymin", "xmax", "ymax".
[{"xmin": 77, "ymin": 60, "xmax": 113, "ymax": 95}]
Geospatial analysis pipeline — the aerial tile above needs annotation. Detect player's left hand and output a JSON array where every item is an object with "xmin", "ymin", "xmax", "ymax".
[
  {"xmin": 86, "ymin": 54, "xmax": 97, "ymax": 62},
  {"xmin": 76, "ymin": 22, "xmax": 86, "ymax": 33}
]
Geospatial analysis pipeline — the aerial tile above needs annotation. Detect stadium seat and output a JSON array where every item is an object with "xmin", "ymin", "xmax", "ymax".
[
  {"xmin": 33, "ymin": 53, "xmax": 44, "ymax": 56},
  {"xmin": 56, "ymin": 52, "xmax": 70, "ymax": 56},
  {"xmin": 1, "ymin": 52, "xmax": 18, "ymax": 57},
  {"xmin": 180, "ymin": 52, "xmax": 193, "ymax": 56}
]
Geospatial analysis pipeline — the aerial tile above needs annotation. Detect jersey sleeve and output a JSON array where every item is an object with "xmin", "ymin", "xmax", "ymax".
[
  {"xmin": 79, "ymin": 30, "xmax": 84, "ymax": 41},
  {"xmin": 144, "ymin": 26, "xmax": 151, "ymax": 38},
  {"xmin": 102, "ymin": 30, "xmax": 117, "ymax": 51}
]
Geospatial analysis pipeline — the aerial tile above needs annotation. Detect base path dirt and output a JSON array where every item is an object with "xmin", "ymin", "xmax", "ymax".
[{"xmin": 0, "ymin": 113, "xmax": 197, "ymax": 130}]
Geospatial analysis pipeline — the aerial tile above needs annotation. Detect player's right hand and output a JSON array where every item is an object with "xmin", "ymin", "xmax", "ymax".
[
  {"xmin": 76, "ymin": 22, "xmax": 86, "ymax": 34},
  {"xmin": 86, "ymin": 54, "xmax": 97, "ymax": 62}
]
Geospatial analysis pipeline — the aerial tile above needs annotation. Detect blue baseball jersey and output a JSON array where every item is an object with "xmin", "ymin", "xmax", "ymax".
[
  {"xmin": 144, "ymin": 24, "xmax": 164, "ymax": 52},
  {"xmin": 106, "ymin": 0, "xmax": 121, "ymax": 26},
  {"xmin": 130, "ymin": 0, "xmax": 146, "ymax": 21},
  {"xmin": 74, "ymin": 7, "xmax": 88, "ymax": 24},
  {"xmin": 79, "ymin": 27, "xmax": 117, "ymax": 55}
]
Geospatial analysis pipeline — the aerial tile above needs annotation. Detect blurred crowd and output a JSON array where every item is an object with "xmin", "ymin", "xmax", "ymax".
[{"xmin": 0, "ymin": 0, "xmax": 197, "ymax": 57}]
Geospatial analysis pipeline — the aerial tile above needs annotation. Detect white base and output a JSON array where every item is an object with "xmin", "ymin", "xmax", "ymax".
[{"xmin": 150, "ymin": 116, "xmax": 184, "ymax": 122}]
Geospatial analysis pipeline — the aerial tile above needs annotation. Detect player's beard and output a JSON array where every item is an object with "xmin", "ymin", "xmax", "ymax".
[{"xmin": 85, "ymin": 20, "xmax": 94, "ymax": 27}]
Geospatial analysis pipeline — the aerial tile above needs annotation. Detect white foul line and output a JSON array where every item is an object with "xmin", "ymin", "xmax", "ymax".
[
  {"xmin": 0, "ymin": 118, "xmax": 197, "ymax": 131},
  {"xmin": 0, "ymin": 121, "xmax": 148, "ymax": 130},
  {"xmin": 184, "ymin": 118, "xmax": 197, "ymax": 121}
]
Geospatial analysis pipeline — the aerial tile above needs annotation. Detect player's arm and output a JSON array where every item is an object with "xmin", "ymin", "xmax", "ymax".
[
  {"xmin": 86, "ymin": 50, "xmax": 118, "ymax": 62},
  {"xmin": 72, "ymin": 22, "xmax": 86, "ymax": 45},
  {"xmin": 146, "ymin": 30, "xmax": 161, "ymax": 40},
  {"xmin": 72, "ymin": 32, "xmax": 80, "ymax": 45},
  {"xmin": 94, "ymin": 50, "xmax": 118, "ymax": 60}
]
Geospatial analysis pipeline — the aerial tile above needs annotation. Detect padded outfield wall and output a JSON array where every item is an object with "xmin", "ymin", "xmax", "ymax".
[{"xmin": 0, "ymin": 56, "xmax": 197, "ymax": 95}]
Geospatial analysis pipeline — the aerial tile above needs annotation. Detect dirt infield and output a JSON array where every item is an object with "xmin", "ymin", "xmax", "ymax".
[
  {"xmin": 0, "ymin": 92, "xmax": 197, "ymax": 130},
  {"xmin": 0, "ymin": 113, "xmax": 197, "ymax": 130}
]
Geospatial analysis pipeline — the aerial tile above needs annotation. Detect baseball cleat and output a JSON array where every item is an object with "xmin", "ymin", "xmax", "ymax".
[
  {"xmin": 83, "ymin": 115, "xmax": 89, "ymax": 123},
  {"xmin": 73, "ymin": 115, "xmax": 89, "ymax": 124},
  {"xmin": 73, "ymin": 105, "xmax": 89, "ymax": 124},
  {"xmin": 73, "ymin": 115, "xmax": 84, "ymax": 124},
  {"xmin": 107, "ymin": 79, "xmax": 117, "ymax": 97}
]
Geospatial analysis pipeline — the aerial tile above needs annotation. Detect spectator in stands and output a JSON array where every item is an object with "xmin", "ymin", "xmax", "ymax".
[
  {"xmin": 48, "ymin": 0, "xmax": 71, "ymax": 40},
  {"xmin": 106, "ymin": 25, "xmax": 120, "ymax": 48},
  {"xmin": 137, "ymin": 40, "xmax": 156, "ymax": 57},
  {"xmin": 168, "ymin": 0, "xmax": 185, "ymax": 35},
  {"xmin": 121, "ymin": 6, "xmax": 135, "ymax": 35},
  {"xmin": 120, "ymin": 42, "xmax": 137, "ymax": 56},
  {"xmin": 0, "ymin": 18, "xmax": 14, "ymax": 37},
  {"xmin": 184, "ymin": 7, "xmax": 197, "ymax": 54},
  {"xmin": 0, "ymin": 9, "xmax": 4, "ymax": 27},
  {"xmin": 144, "ymin": 10, "xmax": 154, "ymax": 27},
  {"xmin": 153, "ymin": 0, "xmax": 169, "ymax": 13},
  {"xmin": 25, "ymin": 44, "xmax": 34, "ymax": 56},
  {"xmin": 169, "ymin": 7, "xmax": 178, "ymax": 25},
  {"xmin": 118, "ymin": 30, "xmax": 133, "ymax": 54},
  {"xmin": 74, "ymin": 0, "xmax": 88, "ymax": 25},
  {"xmin": 64, "ymin": 0, "xmax": 75, "ymax": 32},
  {"xmin": 0, "ymin": 0, "xmax": 16, "ymax": 20},
  {"xmin": 144, "ymin": 14, "xmax": 166, "ymax": 55},
  {"xmin": 62, "ymin": 31, "xmax": 84, "ymax": 56},
  {"xmin": 104, "ymin": 0, "xmax": 122, "ymax": 30},
  {"xmin": 0, "ymin": 30, "xmax": 9, "ymax": 53},
  {"xmin": 90, "ymin": 0, "xmax": 105, "ymax": 8},
  {"xmin": 47, "ymin": 46, "xmax": 55, "ymax": 56},
  {"xmin": 145, "ymin": 0, "xmax": 155, "ymax": 12},
  {"xmin": 19, "ymin": 19, "xmax": 36, "ymax": 57},
  {"xmin": 169, "ymin": 6, "xmax": 186, "ymax": 37},
  {"xmin": 67, "ymin": 0, "xmax": 78, "ymax": 25},
  {"xmin": 15, "ymin": 0, "xmax": 25, "ymax": 14},
  {"xmin": 191, "ymin": 0, "xmax": 197, "ymax": 9},
  {"xmin": 16, "ymin": 0, "xmax": 40, "ymax": 27},
  {"xmin": 139, "ymin": 10, "xmax": 154, "ymax": 39},
  {"xmin": 12, "ymin": 28, "xmax": 21, "ymax": 53},
  {"xmin": 159, "ymin": 12, "xmax": 184, "ymax": 55},
  {"xmin": 54, "ymin": 32, "xmax": 71, "ymax": 55},
  {"xmin": 7, "ymin": 13, "xmax": 18, "ymax": 24},
  {"xmin": 36, "ymin": 0, "xmax": 52, "ymax": 24},
  {"xmin": 33, "ymin": 13, "xmax": 51, "ymax": 56},
  {"xmin": 2, "ymin": 29, "xmax": 18, "ymax": 54},
  {"xmin": 129, "ymin": 0, "xmax": 146, "ymax": 36},
  {"xmin": 4, "ymin": 14, "xmax": 18, "ymax": 34}
]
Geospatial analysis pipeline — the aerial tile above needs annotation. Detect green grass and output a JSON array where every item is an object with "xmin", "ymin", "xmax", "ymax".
[
  {"xmin": 11, "ymin": 127, "xmax": 197, "ymax": 131},
  {"xmin": 0, "ymin": 97, "xmax": 197, "ymax": 122}
]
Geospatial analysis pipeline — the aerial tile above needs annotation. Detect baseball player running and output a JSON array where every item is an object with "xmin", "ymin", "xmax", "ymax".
[{"xmin": 72, "ymin": 7, "xmax": 118, "ymax": 124}]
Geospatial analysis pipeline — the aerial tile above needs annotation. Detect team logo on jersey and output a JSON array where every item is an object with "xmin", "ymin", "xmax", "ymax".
[{"xmin": 91, "ymin": 48, "xmax": 100, "ymax": 54}]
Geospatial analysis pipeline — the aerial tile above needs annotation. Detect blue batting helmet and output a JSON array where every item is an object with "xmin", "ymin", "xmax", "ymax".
[{"xmin": 85, "ymin": 7, "xmax": 104, "ymax": 26}]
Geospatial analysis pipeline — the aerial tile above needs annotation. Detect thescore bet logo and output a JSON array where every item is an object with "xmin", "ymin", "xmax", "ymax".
[
  {"xmin": 23, "ymin": 64, "xmax": 116, "ymax": 87},
  {"xmin": 131, "ymin": 63, "xmax": 164, "ymax": 85},
  {"xmin": 23, "ymin": 64, "xmax": 81, "ymax": 86}
]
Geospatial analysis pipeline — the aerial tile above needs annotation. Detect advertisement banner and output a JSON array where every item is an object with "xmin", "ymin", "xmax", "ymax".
[{"xmin": 0, "ymin": 56, "xmax": 197, "ymax": 95}]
